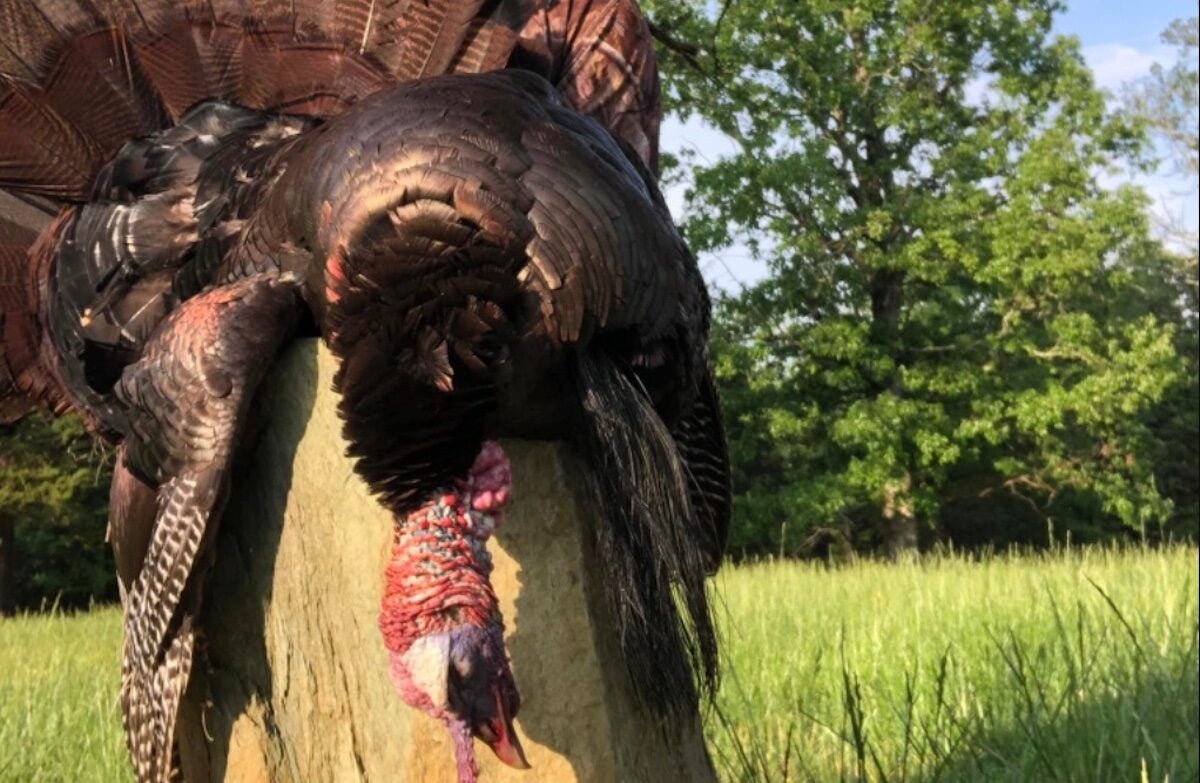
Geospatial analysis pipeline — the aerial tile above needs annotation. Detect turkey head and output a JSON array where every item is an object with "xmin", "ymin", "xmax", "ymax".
[{"xmin": 380, "ymin": 442, "xmax": 529, "ymax": 778}]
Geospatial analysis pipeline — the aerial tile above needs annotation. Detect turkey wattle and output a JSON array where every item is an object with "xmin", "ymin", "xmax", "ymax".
[{"xmin": 0, "ymin": 2, "xmax": 731, "ymax": 782}]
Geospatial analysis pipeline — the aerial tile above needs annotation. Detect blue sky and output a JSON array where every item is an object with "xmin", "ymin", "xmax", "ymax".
[
  {"xmin": 1059, "ymin": 0, "xmax": 1183, "ymax": 49},
  {"xmin": 662, "ymin": 0, "xmax": 1198, "ymax": 290}
]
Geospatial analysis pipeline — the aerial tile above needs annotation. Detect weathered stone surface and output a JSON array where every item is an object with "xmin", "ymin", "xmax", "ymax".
[{"xmin": 176, "ymin": 338, "xmax": 716, "ymax": 783}]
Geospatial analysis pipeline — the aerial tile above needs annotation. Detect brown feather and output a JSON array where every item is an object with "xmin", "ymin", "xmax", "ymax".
[
  {"xmin": 515, "ymin": 0, "xmax": 662, "ymax": 171},
  {"xmin": 107, "ymin": 452, "xmax": 158, "ymax": 595},
  {"xmin": 0, "ymin": 0, "xmax": 530, "ymax": 205},
  {"xmin": 0, "ymin": 83, "xmax": 103, "ymax": 199},
  {"xmin": 115, "ymin": 275, "xmax": 300, "ymax": 782},
  {"xmin": 394, "ymin": 0, "xmax": 489, "ymax": 80},
  {"xmin": 0, "ymin": 218, "xmax": 36, "ymax": 422},
  {"xmin": 2, "ymin": 208, "xmax": 74, "ymax": 419},
  {"xmin": 133, "ymin": 21, "xmax": 247, "ymax": 120},
  {"xmin": 0, "ymin": 0, "xmax": 62, "ymax": 80},
  {"xmin": 237, "ymin": 32, "xmax": 387, "ymax": 114},
  {"xmin": 40, "ymin": 29, "xmax": 166, "ymax": 159}
]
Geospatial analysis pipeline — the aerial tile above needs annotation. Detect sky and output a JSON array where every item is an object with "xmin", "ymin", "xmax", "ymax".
[{"xmin": 661, "ymin": 0, "xmax": 1199, "ymax": 291}]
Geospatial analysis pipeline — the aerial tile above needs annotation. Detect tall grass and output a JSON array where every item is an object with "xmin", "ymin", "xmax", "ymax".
[
  {"xmin": 0, "ymin": 606, "xmax": 127, "ymax": 782},
  {"xmin": 0, "ymin": 547, "xmax": 1195, "ymax": 782},
  {"xmin": 706, "ymin": 546, "xmax": 1199, "ymax": 782}
]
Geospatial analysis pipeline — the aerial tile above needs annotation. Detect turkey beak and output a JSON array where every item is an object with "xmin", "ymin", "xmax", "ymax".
[{"xmin": 477, "ymin": 687, "xmax": 530, "ymax": 769}]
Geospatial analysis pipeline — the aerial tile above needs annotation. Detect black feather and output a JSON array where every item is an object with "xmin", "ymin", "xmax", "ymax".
[{"xmin": 570, "ymin": 349, "xmax": 720, "ymax": 723}]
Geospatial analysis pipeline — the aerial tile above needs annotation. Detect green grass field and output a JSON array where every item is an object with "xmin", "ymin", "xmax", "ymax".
[
  {"xmin": 1, "ymin": 546, "xmax": 1196, "ymax": 782},
  {"xmin": 0, "ymin": 606, "xmax": 127, "ymax": 782},
  {"xmin": 708, "ymin": 546, "xmax": 1199, "ymax": 782}
]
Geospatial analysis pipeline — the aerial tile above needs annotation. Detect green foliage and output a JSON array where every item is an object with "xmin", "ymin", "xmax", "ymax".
[
  {"xmin": 645, "ymin": 0, "xmax": 1196, "ymax": 554},
  {"xmin": 1125, "ymin": 16, "xmax": 1199, "ymax": 178},
  {"xmin": 1123, "ymin": 17, "xmax": 1200, "ymax": 541},
  {"xmin": 0, "ymin": 415, "xmax": 116, "ymax": 610}
]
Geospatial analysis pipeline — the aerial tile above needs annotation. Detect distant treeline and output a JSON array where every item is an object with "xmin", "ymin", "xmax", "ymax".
[{"xmin": 1, "ymin": 415, "xmax": 115, "ymax": 612}]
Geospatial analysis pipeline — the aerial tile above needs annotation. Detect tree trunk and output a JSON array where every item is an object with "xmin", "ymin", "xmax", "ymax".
[
  {"xmin": 883, "ymin": 512, "xmax": 919, "ymax": 560},
  {"xmin": 881, "ymin": 475, "xmax": 919, "ymax": 560},
  {"xmin": 870, "ymin": 267, "xmax": 920, "ymax": 560},
  {"xmin": 175, "ymin": 339, "xmax": 717, "ymax": 783},
  {"xmin": 0, "ymin": 515, "xmax": 13, "ymax": 615}
]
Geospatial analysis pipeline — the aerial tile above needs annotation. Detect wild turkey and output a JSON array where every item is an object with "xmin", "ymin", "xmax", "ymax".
[{"xmin": 0, "ymin": 1, "xmax": 731, "ymax": 781}]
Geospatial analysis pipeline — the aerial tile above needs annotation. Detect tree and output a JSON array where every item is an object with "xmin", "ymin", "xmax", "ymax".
[
  {"xmin": 1124, "ymin": 17, "xmax": 1199, "ymax": 539},
  {"xmin": 0, "ymin": 414, "xmax": 115, "ymax": 612},
  {"xmin": 644, "ymin": 0, "xmax": 1186, "ymax": 555},
  {"xmin": 1125, "ymin": 17, "xmax": 1199, "ymax": 181}
]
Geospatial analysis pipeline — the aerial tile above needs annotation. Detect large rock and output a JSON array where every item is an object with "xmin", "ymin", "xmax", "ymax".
[{"xmin": 175, "ymin": 339, "xmax": 716, "ymax": 783}]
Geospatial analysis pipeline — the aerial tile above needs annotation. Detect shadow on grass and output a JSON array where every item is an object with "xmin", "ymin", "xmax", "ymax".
[{"xmin": 918, "ymin": 647, "xmax": 1199, "ymax": 783}]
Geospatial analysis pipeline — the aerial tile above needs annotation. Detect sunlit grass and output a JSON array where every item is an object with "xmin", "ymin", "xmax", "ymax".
[
  {"xmin": 707, "ymin": 545, "xmax": 1199, "ymax": 782},
  {"xmin": 0, "ymin": 605, "xmax": 127, "ymax": 782},
  {"xmin": 1, "ymin": 547, "xmax": 1196, "ymax": 782}
]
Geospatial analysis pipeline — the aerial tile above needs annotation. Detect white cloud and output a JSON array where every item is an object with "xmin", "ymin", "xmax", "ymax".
[{"xmin": 1080, "ymin": 42, "xmax": 1173, "ymax": 94}]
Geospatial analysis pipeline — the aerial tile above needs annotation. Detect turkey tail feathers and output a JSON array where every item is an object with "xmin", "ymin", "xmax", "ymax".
[
  {"xmin": 0, "ymin": 205, "xmax": 40, "ymax": 422},
  {"xmin": 0, "ymin": 202, "xmax": 73, "ymax": 422},
  {"xmin": 0, "ymin": 0, "xmax": 540, "ymax": 202},
  {"xmin": 570, "ymin": 350, "xmax": 720, "ymax": 723}
]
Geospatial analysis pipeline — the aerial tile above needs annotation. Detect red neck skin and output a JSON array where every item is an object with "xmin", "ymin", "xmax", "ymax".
[
  {"xmin": 377, "ymin": 441, "xmax": 515, "ymax": 782},
  {"xmin": 379, "ymin": 487, "xmax": 501, "ymax": 661}
]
